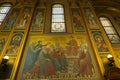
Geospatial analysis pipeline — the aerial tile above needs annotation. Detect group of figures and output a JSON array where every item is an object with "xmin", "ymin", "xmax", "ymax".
[
  {"xmin": 2, "ymin": 7, "xmax": 44, "ymax": 31},
  {"xmin": 2, "ymin": 7, "xmax": 31, "ymax": 31},
  {"xmin": 22, "ymin": 37, "xmax": 94, "ymax": 79}
]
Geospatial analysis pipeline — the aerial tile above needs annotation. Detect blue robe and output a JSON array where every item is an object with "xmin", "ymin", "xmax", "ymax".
[{"xmin": 23, "ymin": 43, "xmax": 40, "ymax": 73}]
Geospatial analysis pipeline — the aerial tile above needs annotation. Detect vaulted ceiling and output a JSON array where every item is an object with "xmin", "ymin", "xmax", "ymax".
[{"xmin": 90, "ymin": 0, "xmax": 120, "ymax": 18}]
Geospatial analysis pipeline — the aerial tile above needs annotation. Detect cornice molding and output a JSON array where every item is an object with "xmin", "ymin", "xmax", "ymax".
[{"xmin": 90, "ymin": 0, "xmax": 120, "ymax": 9}]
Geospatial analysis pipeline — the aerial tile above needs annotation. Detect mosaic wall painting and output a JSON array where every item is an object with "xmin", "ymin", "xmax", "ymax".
[
  {"xmin": 5, "ymin": 32, "xmax": 24, "ymax": 56},
  {"xmin": 83, "ymin": 7, "xmax": 99, "ymax": 30},
  {"xmin": 2, "ymin": 8, "xmax": 20, "ymax": 31},
  {"xmin": 31, "ymin": 8, "xmax": 45, "ymax": 32},
  {"xmin": 18, "ymin": 35, "xmax": 101, "ymax": 80},
  {"xmin": 16, "ymin": 7, "xmax": 32, "ymax": 30},
  {"xmin": 0, "ymin": 32, "xmax": 23, "ymax": 79},
  {"xmin": 0, "ymin": 35, "xmax": 7, "ymax": 55},
  {"xmin": 71, "ymin": 8, "xmax": 85, "ymax": 32},
  {"xmin": 92, "ymin": 31, "xmax": 109, "ymax": 53}
]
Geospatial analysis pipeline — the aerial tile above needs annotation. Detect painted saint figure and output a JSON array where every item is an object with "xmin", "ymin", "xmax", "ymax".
[
  {"xmin": 72, "ymin": 10, "xmax": 84, "ymax": 31},
  {"xmin": 3, "ymin": 10, "xmax": 19, "ymax": 30},
  {"xmin": 6, "ymin": 33, "xmax": 23, "ymax": 55},
  {"xmin": 16, "ymin": 8, "xmax": 30, "ymax": 29},
  {"xmin": 66, "ymin": 36, "xmax": 78, "ymax": 56},
  {"xmin": 95, "ymin": 35, "xmax": 109, "ymax": 52},
  {"xmin": 78, "ymin": 42, "xmax": 93, "ymax": 76},
  {"xmin": 0, "ymin": 38, "xmax": 5, "ymax": 53},
  {"xmin": 84, "ymin": 8, "xmax": 98, "ymax": 29},
  {"xmin": 32, "ymin": 11, "xmax": 44, "ymax": 31}
]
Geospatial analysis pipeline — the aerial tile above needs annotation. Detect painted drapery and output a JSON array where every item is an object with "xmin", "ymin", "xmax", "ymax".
[{"xmin": 18, "ymin": 35, "xmax": 100, "ymax": 80}]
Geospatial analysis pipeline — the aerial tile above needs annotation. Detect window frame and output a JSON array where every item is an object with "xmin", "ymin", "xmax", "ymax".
[
  {"xmin": 0, "ymin": 3, "xmax": 12, "ymax": 26},
  {"xmin": 99, "ymin": 16, "xmax": 120, "ymax": 44},
  {"xmin": 51, "ymin": 3, "xmax": 66, "ymax": 33}
]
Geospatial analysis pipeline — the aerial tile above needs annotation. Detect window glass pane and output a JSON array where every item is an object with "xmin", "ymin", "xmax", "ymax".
[
  {"xmin": 0, "ymin": 4, "xmax": 11, "ymax": 26},
  {"xmin": 108, "ymin": 35, "xmax": 120, "ymax": 43},
  {"xmin": 52, "ymin": 8, "xmax": 63, "ymax": 14},
  {"xmin": 104, "ymin": 27, "xmax": 116, "ymax": 34},
  {"xmin": 53, "ymin": 4, "xmax": 62, "ymax": 8},
  {"xmin": 52, "ymin": 15, "xmax": 64, "ymax": 22},
  {"xmin": 0, "ymin": 14, "xmax": 6, "ymax": 21},
  {"xmin": 100, "ymin": 20, "xmax": 112, "ymax": 26},
  {"xmin": 100, "ymin": 16, "xmax": 120, "ymax": 43},
  {"xmin": 0, "ymin": 7, "xmax": 11, "ymax": 13},
  {"xmin": 51, "ymin": 23, "xmax": 65, "ymax": 32},
  {"xmin": 0, "ymin": 7, "xmax": 10, "ymax": 13},
  {"xmin": 51, "ymin": 4, "xmax": 65, "ymax": 32}
]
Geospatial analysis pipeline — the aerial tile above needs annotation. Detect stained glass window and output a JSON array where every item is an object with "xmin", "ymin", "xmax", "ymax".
[
  {"xmin": 51, "ymin": 4, "xmax": 66, "ymax": 32},
  {"xmin": 0, "ymin": 4, "xmax": 11, "ymax": 25},
  {"xmin": 99, "ymin": 17, "xmax": 120, "ymax": 43}
]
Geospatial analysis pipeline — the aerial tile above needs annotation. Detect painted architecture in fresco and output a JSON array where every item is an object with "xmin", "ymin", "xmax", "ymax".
[
  {"xmin": 1, "ymin": 0, "xmax": 120, "ymax": 80},
  {"xmin": 19, "ymin": 35, "xmax": 98, "ymax": 80}
]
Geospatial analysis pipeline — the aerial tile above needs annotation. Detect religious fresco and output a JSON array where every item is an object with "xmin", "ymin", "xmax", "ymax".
[
  {"xmin": 2, "ymin": 8, "xmax": 20, "ymax": 31},
  {"xmin": 83, "ymin": 7, "xmax": 99, "ymax": 30},
  {"xmin": 6, "ymin": 32, "xmax": 24, "ymax": 56},
  {"xmin": 31, "ymin": 8, "xmax": 45, "ymax": 32},
  {"xmin": 71, "ymin": 8, "xmax": 85, "ymax": 32},
  {"xmin": 0, "ymin": 32, "xmax": 23, "ymax": 79},
  {"xmin": 16, "ymin": 7, "xmax": 32, "ymax": 30},
  {"xmin": 0, "ymin": 35, "xmax": 7, "ymax": 55},
  {"xmin": 92, "ymin": 31, "xmax": 109, "ymax": 53},
  {"xmin": 18, "ymin": 35, "xmax": 101, "ymax": 80}
]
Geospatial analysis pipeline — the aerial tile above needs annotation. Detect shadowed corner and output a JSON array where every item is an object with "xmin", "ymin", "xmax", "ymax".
[
  {"xmin": 0, "ymin": 55, "xmax": 14, "ymax": 79},
  {"xmin": 1, "ymin": 55, "xmax": 9, "ymax": 70}
]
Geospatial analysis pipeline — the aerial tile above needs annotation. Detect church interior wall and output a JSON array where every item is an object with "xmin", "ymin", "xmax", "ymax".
[{"xmin": 0, "ymin": 0, "xmax": 120, "ymax": 80}]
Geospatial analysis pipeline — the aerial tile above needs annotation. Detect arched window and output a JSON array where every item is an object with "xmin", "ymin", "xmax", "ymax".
[
  {"xmin": 0, "ymin": 3, "xmax": 11, "ymax": 25},
  {"xmin": 99, "ymin": 16, "xmax": 120, "ymax": 44},
  {"xmin": 51, "ymin": 4, "xmax": 66, "ymax": 32}
]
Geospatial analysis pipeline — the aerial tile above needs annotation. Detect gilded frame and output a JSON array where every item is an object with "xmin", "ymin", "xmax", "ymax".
[
  {"xmin": 92, "ymin": 31, "xmax": 109, "ymax": 53},
  {"xmin": 17, "ymin": 34, "xmax": 102, "ymax": 80},
  {"xmin": 31, "ymin": 8, "xmax": 45, "ymax": 32},
  {"xmin": 71, "ymin": 8, "xmax": 85, "ymax": 32},
  {"xmin": 0, "ymin": 35, "xmax": 7, "ymax": 55},
  {"xmin": 15, "ymin": 6, "xmax": 32, "ymax": 30},
  {"xmin": 2, "ymin": 8, "xmax": 20, "ymax": 31},
  {"xmin": 82, "ymin": 6, "xmax": 99, "ymax": 30},
  {"xmin": 0, "ymin": 32, "xmax": 24, "ymax": 80}
]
